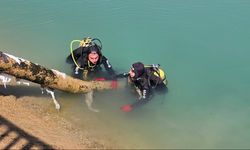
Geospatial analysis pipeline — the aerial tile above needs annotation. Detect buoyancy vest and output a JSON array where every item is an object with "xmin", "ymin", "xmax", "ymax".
[{"xmin": 144, "ymin": 64, "xmax": 167, "ymax": 86}]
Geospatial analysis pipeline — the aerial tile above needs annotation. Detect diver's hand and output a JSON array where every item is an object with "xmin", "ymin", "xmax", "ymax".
[
  {"xmin": 94, "ymin": 78, "xmax": 118, "ymax": 89},
  {"xmin": 110, "ymin": 80, "xmax": 118, "ymax": 89},
  {"xmin": 120, "ymin": 104, "xmax": 133, "ymax": 112},
  {"xmin": 94, "ymin": 77, "xmax": 106, "ymax": 81}
]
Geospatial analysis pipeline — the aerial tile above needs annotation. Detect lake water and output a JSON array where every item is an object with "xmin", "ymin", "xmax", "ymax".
[{"xmin": 1, "ymin": 0, "xmax": 250, "ymax": 148}]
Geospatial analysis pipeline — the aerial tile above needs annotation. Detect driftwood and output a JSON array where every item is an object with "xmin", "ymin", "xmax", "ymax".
[
  {"xmin": 0, "ymin": 51, "xmax": 115, "ymax": 93},
  {"xmin": 0, "ymin": 51, "xmax": 121, "ymax": 111}
]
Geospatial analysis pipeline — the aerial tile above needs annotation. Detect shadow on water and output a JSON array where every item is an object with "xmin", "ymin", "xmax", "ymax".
[
  {"xmin": 0, "ymin": 86, "xmax": 46, "ymax": 98},
  {"xmin": 0, "ymin": 115, "xmax": 53, "ymax": 150}
]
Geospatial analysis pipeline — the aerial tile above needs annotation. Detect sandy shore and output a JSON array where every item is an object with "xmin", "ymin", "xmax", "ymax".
[{"xmin": 0, "ymin": 95, "xmax": 112, "ymax": 149}]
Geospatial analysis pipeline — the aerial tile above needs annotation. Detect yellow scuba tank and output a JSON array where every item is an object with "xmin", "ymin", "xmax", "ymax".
[
  {"xmin": 154, "ymin": 68, "xmax": 167, "ymax": 85},
  {"xmin": 145, "ymin": 64, "xmax": 168, "ymax": 85}
]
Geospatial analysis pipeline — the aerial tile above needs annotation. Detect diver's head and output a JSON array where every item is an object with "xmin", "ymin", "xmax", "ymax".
[
  {"xmin": 88, "ymin": 44, "xmax": 101, "ymax": 53},
  {"xmin": 88, "ymin": 51, "xmax": 100, "ymax": 64},
  {"xmin": 129, "ymin": 62, "xmax": 145, "ymax": 78},
  {"xmin": 87, "ymin": 44, "xmax": 102, "ymax": 64}
]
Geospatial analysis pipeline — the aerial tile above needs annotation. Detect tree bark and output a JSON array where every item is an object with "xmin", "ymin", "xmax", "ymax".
[{"xmin": 0, "ymin": 51, "xmax": 115, "ymax": 93}]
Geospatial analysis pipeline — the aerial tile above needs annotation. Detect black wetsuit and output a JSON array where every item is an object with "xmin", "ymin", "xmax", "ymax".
[
  {"xmin": 66, "ymin": 46, "xmax": 115, "ymax": 80},
  {"xmin": 117, "ymin": 67, "xmax": 167, "ymax": 108}
]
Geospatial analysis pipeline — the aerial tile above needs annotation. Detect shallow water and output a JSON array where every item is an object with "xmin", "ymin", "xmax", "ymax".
[{"xmin": 1, "ymin": 0, "xmax": 250, "ymax": 148}]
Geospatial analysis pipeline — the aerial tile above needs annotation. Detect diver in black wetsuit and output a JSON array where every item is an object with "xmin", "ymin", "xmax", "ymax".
[
  {"xmin": 117, "ymin": 62, "xmax": 168, "ymax": 112},
  {"xmin": 66, "ymin": 37, "xmax": 116, "ymax": 80}
]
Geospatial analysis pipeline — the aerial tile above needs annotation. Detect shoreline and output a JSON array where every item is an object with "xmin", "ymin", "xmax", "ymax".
[{"xmin": 0, "ymin": 95, "xmax": 113, "ymax": 149}]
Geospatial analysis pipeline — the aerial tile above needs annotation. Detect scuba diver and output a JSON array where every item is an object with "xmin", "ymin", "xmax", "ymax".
[
  {"xmin": 66, "ymin": 37, "xmax": 116, "ymax": 80},
  {"xmin": 117, "ymin": 62, "xmax": 168, "ymax": 112}
]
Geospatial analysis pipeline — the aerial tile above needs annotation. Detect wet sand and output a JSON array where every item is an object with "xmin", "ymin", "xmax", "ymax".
[{"xmin": 0, "ymin": 95, "xmax": 113, "ymax": 149}]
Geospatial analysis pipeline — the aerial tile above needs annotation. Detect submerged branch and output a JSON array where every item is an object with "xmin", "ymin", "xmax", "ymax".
[{"xmin": 0, "ymin": 51, "xmax": 115, "ymax": 93}]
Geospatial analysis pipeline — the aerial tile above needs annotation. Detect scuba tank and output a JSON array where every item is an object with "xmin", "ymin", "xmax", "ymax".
[{"xmin": 145, "ymin": 64, "xmax": 167, "ymax": 86}]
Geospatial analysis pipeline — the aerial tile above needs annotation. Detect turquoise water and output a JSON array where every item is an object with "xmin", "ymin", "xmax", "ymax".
[{"xmin": 1, "ymin": 0, "xmax": 250, "ymax": 148}]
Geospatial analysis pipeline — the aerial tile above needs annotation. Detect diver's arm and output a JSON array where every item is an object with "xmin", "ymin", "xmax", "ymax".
[
  {"xmin": 115, "ymin": 72, "xmax": 129, "ymax": 78},
  {"xmin": 121, "ymin": 87, "xmax": 151, "ymax": 112},
  {"xmin": 66, "ymin": 47, "xmax": 83, "ymax": 63},
  {"xmin": 131, "ymin": 98, "xmax": 150, "ymax": 108},
  {"xmin": 102, "ymin": 56, "xmax": 116, "ymax": 76},
  {"xmin": 130, "ymin": 80, "xmax": 152, "ymax": 108},
  {"xmin": 120, "ymin": 82, "xmax": 152, "ymax": 112}
]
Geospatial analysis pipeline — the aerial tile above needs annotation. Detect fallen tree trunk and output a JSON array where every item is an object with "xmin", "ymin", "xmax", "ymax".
[{"xmin": 0, "ymin": 51, "xmax": 115, "ymax": 93}]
